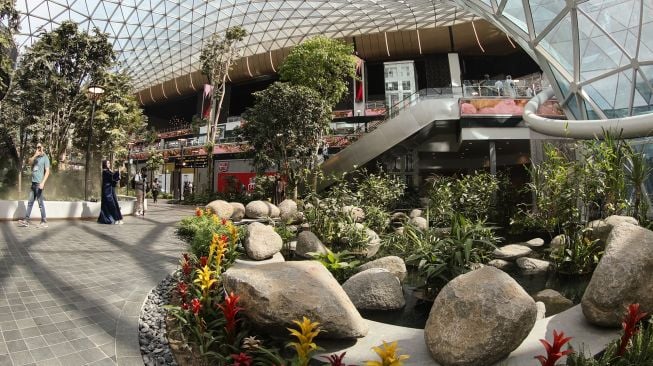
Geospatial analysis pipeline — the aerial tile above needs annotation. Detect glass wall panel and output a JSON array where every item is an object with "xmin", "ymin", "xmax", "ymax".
[
  {"xmin": 539, "ymin": 12, "xmax": 574, "ymax": 75},
  {"xmin": 528, "ymin": 0, "xmax": 566, "ymax": 36},
  {"xmin": 502, "ymin": 0, "xmax": 528, "ymax": 31},
  {"xmin": 578, "ymin": 13, "xmax": 626, "ymax": 81}
]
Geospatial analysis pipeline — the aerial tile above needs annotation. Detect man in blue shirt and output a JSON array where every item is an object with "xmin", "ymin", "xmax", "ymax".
[{"xmin": 18, "ymin": 143, "xmax": 50, "ymax": 228}]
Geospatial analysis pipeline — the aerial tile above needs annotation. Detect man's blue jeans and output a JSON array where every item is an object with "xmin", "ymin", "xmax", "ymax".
[{"xmin": 25, "ymin": 182, "xmax": 46, "ymax": 222}]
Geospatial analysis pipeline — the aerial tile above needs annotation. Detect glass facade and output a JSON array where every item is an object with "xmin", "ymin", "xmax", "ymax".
[
  {"xmin": 16, "ymin": 0, "xmax": 473, "ymax": 92},
  {"xmin": 457, "ymin": 0, "xmax": 653, "ymax": 120}
]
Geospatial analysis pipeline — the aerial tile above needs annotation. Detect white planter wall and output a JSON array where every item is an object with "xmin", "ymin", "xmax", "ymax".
[{"xmin": 0, "ymin": 197, "xmax": 146, "ymax": 221}]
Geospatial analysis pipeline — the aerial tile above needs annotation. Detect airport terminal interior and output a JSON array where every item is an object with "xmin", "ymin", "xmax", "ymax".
[{"xmin": 0, "ymin": 1, "xmax": 652, "ymax": 365}]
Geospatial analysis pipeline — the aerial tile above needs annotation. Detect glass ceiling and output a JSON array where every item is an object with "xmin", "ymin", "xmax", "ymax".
[
  {"xmin": 458, "ymin": 0, "xmax": 653, "ymax": 120},
  {"xmin": 17, "ymin": 0, "xmax": 474, "ymax": 92}
]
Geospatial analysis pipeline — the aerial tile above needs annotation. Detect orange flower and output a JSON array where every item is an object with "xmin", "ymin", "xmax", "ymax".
[{"xmin": 195, "ymin": 207, "xmax": 203, "ymax": 217}]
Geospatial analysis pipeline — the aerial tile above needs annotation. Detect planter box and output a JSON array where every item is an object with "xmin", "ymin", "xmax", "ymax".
[{"xmin": 0, "ymin": 197, "xmax": 146, "ymax": 221}]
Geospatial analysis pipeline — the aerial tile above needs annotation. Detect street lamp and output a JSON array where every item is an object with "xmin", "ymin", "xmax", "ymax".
[
  {"xmin": 126, "ymin": 142, "xmax": 134, "ymax": 196},
  {"xmin": 85, "ymin": 85, "xmax": 105, "ymax": 201},
  {"xmin": 178, "ymin": 138, "xmax": 187, "ymax": 201}
]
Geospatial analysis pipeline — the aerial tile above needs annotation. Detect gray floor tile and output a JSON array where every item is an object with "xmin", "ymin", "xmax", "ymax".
[
  {"xmin": 30, "ymin": 346, "xmax": 55, "ymax": 362},
  {"xmin": 23, "ymin": 336, "xmax": 47, "ymax": 350},
  {"xmin": 57, "ymin": 352, "xmax": 86, "ymax": 366},
  {"xmin": 10, "ymin": 350, "xmax": 34, "ymax": 366},
  {"xmin": 50, "ymin": 341, "xmax": 76, "ymax": 357}
]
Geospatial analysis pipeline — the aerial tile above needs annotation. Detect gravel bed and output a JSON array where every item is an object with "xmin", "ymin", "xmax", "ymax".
[{"xmin": 139, "ymin": 273, "xmax": 179, "ymax": 366}]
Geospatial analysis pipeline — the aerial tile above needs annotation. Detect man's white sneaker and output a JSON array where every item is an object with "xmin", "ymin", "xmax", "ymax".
[
  {"xmin": 37, "ymin": 222, "xmax": 48, "ymax": 228},
  {"xmin": 18, "ymin": 219, "xmax": 29, "ymax": 227},
  {"xmin": 116, "ymin": 220, "xmax": 124, "ymax": 225}
]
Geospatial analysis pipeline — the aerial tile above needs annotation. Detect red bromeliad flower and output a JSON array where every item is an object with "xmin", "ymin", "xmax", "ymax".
[
  {"xmin": 321, "ymin": 352, "xmax": 353, "ymax": 366},
  {"xmin": 618, "ymin": 303, "xmax": 648, "ymax": 356},
  {"xmin": 180, "ymin": 254, "xmax": 192, "ymax": 277},
  {"xmin": 181, "ymin": 302, "xmax": 189, "ymax": 311},
  {"xmin": 195, "ymin": 207, "xmax": 203, "ymax": 217},
  {"xmin": 191, "ymin": 298, "xmax": 202, "ymax": 315},
  {"xmin": 230, "ymin": 352, "xmax": 252, "ymax": 366},
  {"xmin": 199, "ymin": 256, "xmax": 208, "ymax": 267},
  {"xmin": 177, "ymin": 281, "xmax": 188, "ymax": 302},
  {"xmin": 535, "ymin": 330, "xmax": 573, "ymax": 366},
  {"xmin": 218, "ymin": 292, "xmax": 243, "ymax": 339},
  {"xmin": 221, "ymin": 218, "xmax": 227, "ymax": 225}
]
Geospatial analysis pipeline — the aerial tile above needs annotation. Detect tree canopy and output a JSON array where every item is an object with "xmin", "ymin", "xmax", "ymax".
[
  {"xmin": 279, "ymin": 36, "xmax": 357, "ymax": 107},
  {"xmin": 241, "ymin": 82, "xmax": 331, "ymax": 188}
]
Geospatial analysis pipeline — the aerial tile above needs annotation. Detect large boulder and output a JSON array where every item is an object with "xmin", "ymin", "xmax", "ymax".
[
  {"xmin": 245, "ymin": 200, "xmax": 281, "ymax": 219},
  {"xmin": 493, "ymin": 244, "xmax": 532, "ymax": 260},
  {"xmin": 223, "ymin": 261, "xmax": 368, "ymax": 338},
  {"xmin": 487, "ymin": 259, "xmax": 515, "ymax": 272},
  {"xmin": 587, "ymin": 215, "xmax": 639, "ymax": 245},
  {"xmin": 233, "ymin": 252, "xmax": 285, "ymax": 269},
  {"xmin": 533, "ymin": 289, "xmax": 573, "ymax": 317},
  {"xmin": 244, "ymin": 222, "xmax": 283, "ymax": 260},
  {"xmin": 524, "ymin": 238, "xmax": 545, "ymax": 249},
  {"xmin": 229, "ymin": 202, "xmax": 246, "ymax": 221},
  {"xmin": 357, "ymin": 256, "xmax": 407, "ymax": 282},
  {"xmin": 424, "ymin": 266, "xmax": 537, "ymax": 366},
  {"xmin": 342, "ymin": 269, "xmax": 405, "ymax": 310},
  {"xmin": 296, "ymin": 231, "xmax": 328, "ymax": 258},
  {"xmin": 581, "ymin": 222, "xmax": 653, "ymax": 326},
  {"xmin": 278, "ymin": 199, "xmax": 298, "ymax": 222},
  {"xmin": 206, "ymin": 200, "xmax": 234, "ymax": 220}
]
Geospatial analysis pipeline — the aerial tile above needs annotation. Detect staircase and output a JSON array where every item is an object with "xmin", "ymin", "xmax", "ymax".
[{"xmin": 320, "ymin": 89, "xmax": 461, "ymax": 186}]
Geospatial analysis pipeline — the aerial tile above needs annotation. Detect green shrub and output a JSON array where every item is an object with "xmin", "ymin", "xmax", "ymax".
[
  {"xmin": 310, "ymin": 249, "xmax": 360, "ymax": 283},
  {"xmin": 550, "ymin": 226, "xmax": 603, "ymax": 275},
  {"xmin": 407, "ymin": 215, "xmax": 500, "ymax": 298},
  {"xmin": 176, "ymin": 209, "xmax": 245, "ymax": 260},
  {"xmin": 425, "ymin": 171, "xmax": 499, "ymax": 227}
]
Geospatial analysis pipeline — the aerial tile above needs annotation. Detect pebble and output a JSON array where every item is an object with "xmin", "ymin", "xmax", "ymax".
[{"xmin": 139, "ymin": 274, "xmax": 179, "ymax": 366}]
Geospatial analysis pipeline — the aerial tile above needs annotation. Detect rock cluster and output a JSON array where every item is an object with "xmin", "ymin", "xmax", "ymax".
[{"xmin": 139, "ymin": 275, "xmax": 177, "ymax": 366}]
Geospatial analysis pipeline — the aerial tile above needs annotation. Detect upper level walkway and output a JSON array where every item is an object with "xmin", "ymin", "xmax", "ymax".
[{"xmin": 0, "ymin": 204, "xmax": 192, "ymax": 366}]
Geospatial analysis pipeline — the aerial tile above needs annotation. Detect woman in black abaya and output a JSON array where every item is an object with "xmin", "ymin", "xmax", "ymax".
[{"xmin": 98, "ymin": 160, "xmax": 124, "ymax": 224}]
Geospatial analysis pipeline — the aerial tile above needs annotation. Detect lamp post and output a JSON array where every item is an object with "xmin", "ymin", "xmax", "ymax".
[
  {"xmin": 85, "ymin": 86, "xmax": 105, "ymax": 201},
  {"xmin": 126, "ymin": 142, "xmax": 134, "ymax": 196},
  {"xmin": 178, "ymin": 138, "xmax": 187, "ymax": 201}
]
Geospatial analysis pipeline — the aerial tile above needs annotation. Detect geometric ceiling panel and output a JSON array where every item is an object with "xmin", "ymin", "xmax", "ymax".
[
  {"xmin": 457, "ymin": 0, "xmax": 653, "ymax": 124},
  {"xmin": 16, "ymin": 0, "xmax": 474, "ymax": 91}
]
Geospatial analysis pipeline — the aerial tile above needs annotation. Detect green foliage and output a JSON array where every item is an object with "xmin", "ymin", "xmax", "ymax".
[
  {"xmin": 279, "ymin": 36, "xmax": 357, "ymax": 107},
  {"xmin": 0, "ymin": 0, "xmax": 19, "ymax": 100},
  {"xmin": 567, "ymin": 319, "xmax": 653, "ymax": 366},
  {"xmin": 380, "ymin": 223, "xmax": 441, "ymax": 259},
  {"xmin": 12, "ymin": 21, "xmax": 116, "ymax": 168},
  {"xmin": 425, "ymin": 171, "xmax": 500, "ymax": 227},
  {"xmin": 145, "ymin": 148, "xmax": 164, "ymax": 173},
  {"xmin": 176, "ymin": 209, "xmax": 244, "ymax": 260},
  {"xmin": 241, "ymin": 82, "xmax": 332, "ymax": 191},
  {"xmin": 406, "ymin": 215, "xmax": 500, "ymax": 298},
  {"xmin": 310, "ymin": 249, "xmax": 360, "ymax": 283},
  {"xmin": 550, "ymin": 227, "xmax": 603, "ymax": 275}
]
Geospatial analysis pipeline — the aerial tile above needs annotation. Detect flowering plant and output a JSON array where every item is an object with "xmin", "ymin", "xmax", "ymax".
[
  {"xmin": 287, "ymin": 317, "xmax": 322, "ymax": 366},
  {"xmin": 364, "ymin": 341, "xmax": 410, "ymax": 366},
  {"xmin": 534, "ymin": 330, "xmax": 573, "ymax": 366}
]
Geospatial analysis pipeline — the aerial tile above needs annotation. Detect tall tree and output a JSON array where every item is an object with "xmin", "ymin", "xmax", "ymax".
[
  {"xmin": 279, "ymin": 36, "xmax": 357, "ymax": 108},
  {"xmin": 241, "ymin": 82, "xmax": 331, "ymax": 197},
  {"xmin": 13, "ymin": 21, "xmax": 115, "ymax": 170},
  {"xmin": 72, "ymin": 71, "xmax": 147, "ymax": 161},
  {"xmin": 0, "ymin": 0, "xmax": 18, "ymax": 101},
  {"xmin": 199, "ymin": 26, "xmax": 247, "ymax": 192}
]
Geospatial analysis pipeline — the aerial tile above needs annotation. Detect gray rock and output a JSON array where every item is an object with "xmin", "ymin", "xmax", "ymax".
[
  {"xmin": 365, "ymin": 228, "xmax": 381, "ymax": 258},
  {"xmin": 342, "ymin": 205, "xmax": 365, "ymax": 223},
  {"xmin": 605, "ymin": 215, "xmax": 638, "ymax": 228},
  {"xmin": 587, "ymin": 216, "xmax": 639, "ymax": 245},
  {"xmin": 550, "ymin": 234, "xmax": 568, "ymax": 252},
  {"xmin": 582, "ymin": 222, "xmax": 653, "ymax": 326},
  {"xmin": 244, "ymin": 222, "xmax": 283, "ymax": 260},
  {"xmin": 409, "ymin": 209, "xmax": 423, "ymax": 218},
  {"xmin": 205, "ymin": 200, "xmax": 234, "ymax": 220},
  {"xmin": 409, "ymin": 216, "xmax": 428, "ymax": 231},
  {"xmin": 524, "ymin": 238, "xmax": 545, "ymax": 248},
  {"xmin": 278, "ymin": 199, "xmax": 298, "ymax": 222},
  {"xmin": 296, "ymin": 231, "xmax": 328, "ymax": 258},
  {"xmin": 223, "ymin": 261, "xmax": 368, "ymax": 339},
  {"xmin": 357, "ymin": 256, "xmax": 407, "ymax": 282},
  {"xmin": 516, "ymin": 257, "xmax": 551, "ymax": 275},
  {"xmin": 533, "ymin": 289, "xmax": 573, "ymax": 317},
  {"xmin": 536, "ymin": 301, "xmax": 546, "ymax": 320},
  {"xmin": 424, "ymin": 267, "xmax": 537, "ymax": 366},
  {"xmin": 342, "ymin": 269, "xmax": 405, "ymax": 310},
  {"xmin": 390, "ymin": 212, "xmax": 408, "ymax": 225},
  {"xmin": 230, "ymin": 202, "xmax": 246, "ymax": 221},
  {"xmin": 493, "ymin": 244, "xmax": 532, "ymax": 260},
  {"xmin": 488, "ymin": 259, "xmax": 515, "ymax": 272},
  {"xmin": 233, "ymin": 252, "xmax": 285, "ymax": 268},
  {"xmin": 245, "ymin": 200, "xmax": 280, "ymax": 219}
]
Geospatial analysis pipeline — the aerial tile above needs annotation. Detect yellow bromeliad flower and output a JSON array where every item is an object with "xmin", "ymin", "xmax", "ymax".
[
  {"xmin": 211, "ymin": 214, "xmax": 219, "ymax": 225},
  {"xmin": 193, "ymin": 265, "xmax": 217, "ymax": 299},
  {"xmin": 208, "ymin": 233, "xmax": 219, "ymax": 262},
  {"xmin": 287, "ymin": 317, "xmax": 321, "ymax": 366},
  {"xmin": 227, "ymin": 221, "xmax": 239, "ymax": 245},
  {"xmin": 215, "ymin": 234, "xmax": 228, "ymax": 271},
  {"xmin": 364, "ymin": 341, "xmax": 410, "ymax": 366}
]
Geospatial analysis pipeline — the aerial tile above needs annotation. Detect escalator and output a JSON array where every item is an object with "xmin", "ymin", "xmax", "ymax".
[{"xmin": 320, "ymin": 89, "xmax": 461, "ymax": 186}]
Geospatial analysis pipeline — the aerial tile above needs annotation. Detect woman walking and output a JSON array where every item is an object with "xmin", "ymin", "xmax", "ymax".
[
  {"xmin": 151, "ymin": 178, "xmax": 161, "ymax": 204},
  {"xmin": 98, "ymin": 160, "xmax": 124, "ymax": 224}
]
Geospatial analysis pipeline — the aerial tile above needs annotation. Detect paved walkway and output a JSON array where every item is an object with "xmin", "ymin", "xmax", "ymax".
[{"xmin": 0, "ymin": 204, "xmax": 192, "ymax": 366}]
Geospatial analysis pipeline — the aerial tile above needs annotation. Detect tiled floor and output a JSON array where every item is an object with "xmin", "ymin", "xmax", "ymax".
[{"xmin": 0, "ymin": 204, "xmax": 192, "ymax": 366}]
